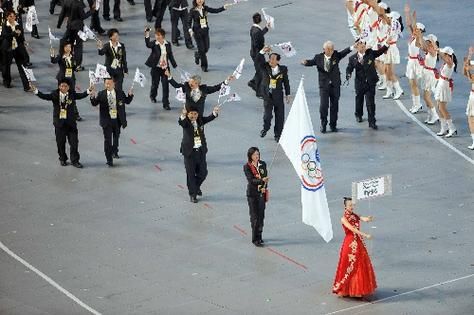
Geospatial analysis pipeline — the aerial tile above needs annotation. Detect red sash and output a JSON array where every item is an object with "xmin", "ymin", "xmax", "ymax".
[
  {"xmin": 247, "ymin": 162, "xmax": 269, "ymax": 202},
  {"xmin": 440, "ymin": 75, "xmax": 454, "ymax": 92}
]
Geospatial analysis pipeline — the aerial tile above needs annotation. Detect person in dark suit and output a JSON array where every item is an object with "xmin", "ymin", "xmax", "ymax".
[
  {"xmin": 346, "ymin": 40, "xmax": 389, "ymax": 130},
  {"xmin": 144, "ymin": 0, "xmax": 157, "ymax": 22},
  {"xmin": 248, "ymin": 12, "xmax": 270, "ymax": 98},
  {"xmin": 302, "ymin": 41, "xmax": 353, "ymax": 133},
  {"xmin": 187, "ymin": 0, "xmax": 230, "ymax": 72},
  {"xmin": 102, "ymin": 0, "xmax": 121, "ymax": 21},
  {"xmin": 50, "ymin": 0, "xmax": 62, "ymax": 15},
  {"xmin": 166, "ymin": 69, "xmax": 234, "ymax": 115},
  {"xmin": 178, "ymin": 104, "xmax": 219, "ymax": 203},
  {"xmin": 97, "ymin": 28, "xmax": 128, "ymax": 91},
  {"xmin": 31, "ymin": 78, "xmax": 93, "ymax": 168},
  {"xmin": 169, "ymin": 0, "xmax": 193, "ymax": 48},
  {"xmin": 87, "ymin": 0, "xmax": 105, "ymax": 34},
  {"xmin": 243, "ymin": 146, "xmax": 269, "ymax": 247},
  {"xmin": 1, "ymin": 10, "xmax": 30, "ymax": 90},
  {"xmin": 144, "ymin": 27, "xmax": 177, "ymax": 108},
  {"xmin": 58, "ymin": 0, "xmax": 92, "ymax": 71},
  {"xmin": 258, "ymin": 48, "xmax": 291, "ymax": 142},
  {"xmin": 153, "ymin": 0, "xmax": 168, "ymax": 29},
  {"xmin": 90, "ymin": 78, "xmax": 134, "ymax": 166},
  {"xmin": 50, "ymin": 41, "xmax": 83, "ymax": 121}
]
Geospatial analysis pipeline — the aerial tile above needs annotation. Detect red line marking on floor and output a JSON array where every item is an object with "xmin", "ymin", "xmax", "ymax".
[
  {"xmin": 177, "ymin": 184, "xmax": 185, "ymax": 190},
  {"xmin": 233, "ymin": 224, "xmax": 247, "ymax": 236},
  {"xmin": 265, "ymin": 247, "xmax": 308, "ymax": 271},
  {"xmin": 130, "ymin": 138, "xmax": 137, "ymax": 144},
  {"xmin": 154, "ymin": 164, "xmax": 161, "ymax": 171},
  {"xmin": 203, "ymin": 203, "xmax": 212, "ymax": 209}
]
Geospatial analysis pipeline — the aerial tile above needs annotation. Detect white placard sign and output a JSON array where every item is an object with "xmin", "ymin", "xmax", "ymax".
[{"xmin": 352, "ymin": 174, "xmax": 392, "ymax": 202}]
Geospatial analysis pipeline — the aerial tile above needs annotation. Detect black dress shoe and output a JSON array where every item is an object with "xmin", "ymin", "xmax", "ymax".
[
  {"xmin": 97, "ymin": 28, "xmax": 106, "ymax": 35},
  {"xmin": 60, "ymin": 160, "xmax": 68, "ymax": 166},
  {"xmin": 163, "ymin": 104, "xmax": 171, "ymax": 110},
  {"xmin": 274, "ymin": 136, "xmax": 280, "ymax": 142},
  {"xmin": 253, "ymin": 241, "xmax": 263, "ymax": 247},
  {"xmin": 320, "ymin": 125, "xmax": 327, "ymax": 133},
  {"xmin": 194, "ymin": 52, "xmax": 200, "ymax": 65},
  {"xmin": 114, "ymin": 17, "xmax": 123, "ymax": 22},
  {"xmin": 197, "ymin": 189, "xmax": 202, "ymax": 196},
  {"xmin": 172, "ymin": 41, "xmax": 180, "ymax": 47},
  {"xmin": 106, "ymin": 161, "xmax": 114, "ymax": 167},
  {"xmin": 103, "ymin": 16, "xmax": 111, "ymax": 21},
  {"xmin": 201, "ymin": 66, "xmax": 208, "ymax": 72},
  {"xmin": 76, "ymin": 115, "xmax": 83, "ymax": 121},
  {"xmin": 72, "ymin": 162, "xmax": 83, "ymax": 168},
  {"xmin": 330, "ymin": 126, "xmax": 338, "ymax": 132},
  {"xmin": 190, "ymin": 195, "xmax": 198, "ymax": 203},
  {"xmin": 150, "ymin": 98, "xmax": 157, "ymax": 103},
  {"xmin": 186, "ymin": 43, "xmax": 195, "ymax": 49},
  {"xmin": 356, "ymin": 116, "xmax": 363, "ymax": 123},
  {"xmin": 247, "ymin": 80, "xmax": 256, "ymax": 91},
  {"xmin": 260, "ymin": 129, "xmax": 267, "ymax": 138},
  {"xmin": 31, "ymin": 33, "xmax": 40, "ymax": 39},
  {"xmin": 112, "ymin": 153, "xmax": 120, "ymax": 159},
  {"xmin": 25, "ymin": 62, "xmax": 33, "ymax": 67},
  {"xmin": 369, "ymin": 123, "xmax": 378, "ymax": 130}
]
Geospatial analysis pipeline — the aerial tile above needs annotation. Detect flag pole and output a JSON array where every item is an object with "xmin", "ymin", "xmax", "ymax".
[{"xmin": 268, "ymin": 142, "xmax": 280, "ymax": 170}]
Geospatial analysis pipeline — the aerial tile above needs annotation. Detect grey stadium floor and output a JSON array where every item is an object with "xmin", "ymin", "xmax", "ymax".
[{"xmin": 1, "ymin": 0, "xmax": 473, "ymax": 314}]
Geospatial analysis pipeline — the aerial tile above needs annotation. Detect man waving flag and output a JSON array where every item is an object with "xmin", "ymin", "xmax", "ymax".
[{"xmin": 279, "ymin": 77, "xmax": 333, "ymax": 242}]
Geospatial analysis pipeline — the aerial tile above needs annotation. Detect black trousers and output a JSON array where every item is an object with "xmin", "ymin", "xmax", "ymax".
[
  {"xmin": 194, "ymin": 30, "xmax": 210, "ymax": 69},
  {"xmin": 90, "ymin": 9, "xmax": 102, "ymax": 31},
  {"xmin": 355, "ymin": 83, "xmax": 376, "ymax": 124},
  {"xmin": 183, "ymin": 148, "xmax": 208, "ymax": 197},
  {"xmin": 153, "ymin": 0, "xmax": 167, "ymax": 29},
  {"xmin": 263, "ymin": 93, "xmax": 285, "ymax": 137},
  {"xmin": 102, "ymin": 124, "xmax": 121, "ymax": 163},
  {"xmin": 170, "ymin": 9, "xmax": 191, "ymax": 45},
  {"xmin": 150, "ymin": 67, "xmax": 169, "ymax": 105},
  {"xmin": 319, "ymin": 84, "xmax": 341, "ymax": 127},
  {"xmin": 144, "ymin": 0, "xmax": 158, "ymax": 21},
  {"xmin": 2, "ymin": 49, "xmax": 29, "ymax": 89},
  {"xmin": 50, "ymin": 0, "xmax": 61, "ymax": 13},
  {"xmin": 247, "ymin": 195, "xmax": 265, "ymax": 243},
  {"xmin": 55, "ymin": 124, "xmax": 80, "ymax": 163},
  {"xmin": 249, "ymin": 53, "xmax": 265, "ymax": 95},
  {"xmin": 103, "ymin": 0, "xmax": 121, "ymax": 18}
]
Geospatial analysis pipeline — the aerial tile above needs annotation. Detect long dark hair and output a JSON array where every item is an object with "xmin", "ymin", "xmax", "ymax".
[
  {"xmin": 192, "ymin": 0, "xmax": 204, "ymax": 8},
  {"xmin": 398, "ymin": 17, "xmax": 404, "ymax": 33},
  {"xmin": 452, "ymin": 54, "xmax": 458, "ymax": 72},
  {"xmin": 247, "ymin": 147, "xmax": 260, "ymax": 162}
]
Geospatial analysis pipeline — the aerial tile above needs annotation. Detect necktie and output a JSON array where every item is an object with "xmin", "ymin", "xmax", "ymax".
[
  {"xmin": 108, "ymin": 92, "xmax": 115, "ymax": 109},
  {"xmin": 324, "ymin": 58, "xmax": 330, "ymax": 72}
]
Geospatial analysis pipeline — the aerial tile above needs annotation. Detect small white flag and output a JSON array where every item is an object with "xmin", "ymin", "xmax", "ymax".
[
  {"xmin": 22, "ymin": 66, "xmax": 36, "ymax": 82},
  {"xmin": 89, "ymin": 70, "xmax": 100, "ymax": 85},
  {"xmin": 175, "ymin": 88, "xmax": 186, "ymax": 102},
  {"xmin": 218, "ymin": 83, "xmax": 231, "ymax": 99},
  {"xmin": 261, "ymin": 8, "xmax": 275, "ymax": 29},
  {"xmin": 226, "ymin": 93, "xmax": 241, "ymax": 102},
  {"xmin": 48, "ymin": 27, "xmax": 60, "ymax": 41},
  {"xmin": 78, "ymin": 30, "xmax": 88, "ymax": 41},
  {"xmin": 275, "ymin": 41, "xmax": 297, "ymax": 57},
  {"xmin": 232, "ymin": 58, "xmax": 245, "ymax": 79},
  {"xmin": 83, "ymin": 25, "xmax": 96, "ymax": 40},
  {"xmin": 133, "ymin": 67, "xmax": 147, "ymax": 88},
  {"xmin": 95, "ymin": 63, "xmax": 110, "ymax": 78},
  {"xmin": 178, "ymin": 68, "xmax": 192, "ymax": 82}
]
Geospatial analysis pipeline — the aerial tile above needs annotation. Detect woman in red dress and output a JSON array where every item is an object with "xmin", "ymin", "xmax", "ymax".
[{"xmin": 332, "ymin": 197, "xmax": 377, "ymax": 297}]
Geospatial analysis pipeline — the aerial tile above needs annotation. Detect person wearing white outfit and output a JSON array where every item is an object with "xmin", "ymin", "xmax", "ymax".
[
  {"xmin": 404, "ymin": 4, "xmax": 425, "ymax": 114},
  {"xmin": 374, "ymin": 2, "xmax": 389, "ymax": 90},
  {"xmin": 415, "ymin": 32, "xmax": 440, "ymax": 125},
  {"xmin": 434, "ymin": 47, "xmax": 458, "ymax": 138},
  {"xmin": 382, "ymin": 11, "xmax": 404, "ymax": 100},
  {"xmin": 463, "ymin": 47, "xmax": 474, "ymax": 149}
]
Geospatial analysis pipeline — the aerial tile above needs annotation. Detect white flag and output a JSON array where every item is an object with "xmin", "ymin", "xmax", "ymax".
[
  {"xmin": 83, "ymin": 25, "xmax": 96, "ymax": 40},
  {"xmin": 48, "ymin": 27, "xmax": 60, "ymax": 41},
  {"xmin": 95, "ymin": 63, "xmax": 110, "ymax": 78},
  {"xmin": 232, "ymin": 58, "xmax": 245, "ymax": 79},
  {"xmin": 77, "ymin": 30, "xmax": 88, "ymax": 41},
  {"xmin": 218, "ymin": 83, "xmax": 231, "ymax": 99},
  {"xmin": 133, "ymin": 67, "xmax": 147, "ymax": 87},
  {"xmin": 22, "ymin": 66, "xmax": 36, "ymax": 82},
  {"xmin": 261, "ymin": 8, "xmax": 275, "ymax": 29},
  {"xmin": 279, "ymin": 78, "xmax": 333, "ymax": 243},
  {"xmin": 95, "ymin": 0, "xmax": 102, "ymax": 11},
  {"xmin": 275, "ymin": 42, "xmax": 297, "ymax": 57},
  {"xmin": 89, "ymin": 70, "xmax": 100, "ymax": 85},
  {"xmin": 178, "ymin": 68, "xmax": 192, "ymax": 82},
  {"xmin": 175, "ymin": 88, "xmax": 186, "ymax": 102}
]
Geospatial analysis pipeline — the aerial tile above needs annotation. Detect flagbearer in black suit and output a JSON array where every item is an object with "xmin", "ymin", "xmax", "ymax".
[
  {"xmin": 258, "ymin": 47, "xmax": 291, "ymax": 142},
  {"xmin": 97, "ymin": 29, "xmax": 128, "ymax": 92},
  {"xmin": 179, "ymin": 104, "xmax": 219, "ymax": 203},
  {"xmin": 90, "ymin": 77, "xmax": 134, "ymax": 167},
  {"xmin": 346, "ymin": 40, "xmax": 389, "ymax": 130},
  {"xmin": 166, "ymin": 69, "xmax": 234, "ymax": 115},
  {"xmin": 144, "ymin": 27, "xmax": 177, "ymax": 109},
  {"xmin": 301, "ymin": 41, "xmax": 353, "ymax": 133},
  {"xmin": 31, "ymin": 79, "xmax": 94, "ymax": 168},
  {"xmin": 243, "ymin": 147, "xmax": 269, "ymax": 247},
  {"xmin": 248, "ymin": 12, "xmax": 271, "ymax": 98}
]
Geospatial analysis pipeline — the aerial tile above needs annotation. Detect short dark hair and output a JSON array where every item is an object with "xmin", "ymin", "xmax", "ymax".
[
  {"xmin": 252, "ymin": 13, "xmax": 262, "ymax": 24},
  {"xmin": 107, "ymin": 28, "xmax": 119, "ymax": 38},
  {"xmin": 59, "ymin": 78, "xmax": 71, "ymax": 86},
  {"xmin": 269, "ymin": 53, "xmax": 281, "ymax": 61},
  {"xmin": 343, "ymin": 197, "xmax": 352, "ymax": 207},
  {"xmin": 155, "ymin": 28, "xmax": 166, "ymax": 36},
  {"xmin": 186, "ymin": 105, "xmax": 199, "ymax": 113},
  {"xmin": 247, "ymin": 147, "xmax": 260, "ymax": 162},
  {"xmin": 6, "ymin": 10, "xmax": 16, "ymax": 17}
]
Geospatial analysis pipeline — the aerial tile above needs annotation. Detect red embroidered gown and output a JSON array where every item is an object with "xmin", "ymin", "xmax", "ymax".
[{"xmin": 332, "ymin": 210, "xmax": 377, "ymax": 296}]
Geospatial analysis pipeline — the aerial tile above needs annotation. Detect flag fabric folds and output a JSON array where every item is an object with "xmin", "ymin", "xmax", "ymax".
[{"xmin": 133, "ymin": 68, "xmax": 147, "ymax": 87}]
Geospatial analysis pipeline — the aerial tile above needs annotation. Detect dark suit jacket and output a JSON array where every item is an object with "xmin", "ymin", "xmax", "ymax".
[
  {"xmin": 58, "ymin": 0, "xmax": 90, "ymax": 30},
  {"xmin": 256, "ymin": 58, "xmax": 290, "ymax": 101},
  {"xmin": 169, "ymin": 0, "xmax": 188, "ymax": 8},
  {"xmin": 51, "ymin": 54, "xmax": 77, "ymax": 82},
  {"xmin": 243, "ymin": 161, "xmax": 268, "ymax": 197},
  {"xmin": 144, "ymin": 37, "xmax": 177, "ymax": 69},
  {"xmin": 178, "ymin": 113, "xmax": 216, "ymax": 157},
  {"xmin": 36, "ymin": 89, "xmax": 89, "ymax": 128},
  {"xmin": 188, "ymin": 5, "xmax": 225, "ymax": 34},
  {"xmin": 169, "ymin": 78, "xmax": 222, "ymax": 115},
  {"xmin": 346, "ymin": 46, "xmax": 389, "ymax": 90},
  {"xmin": 90, "ymin": 89, "xmax": 134, "ymax": 128},
  {"xmin": 0, "ymin": 21, "xmax": 26, "ymax": 52},
  {"xmin": 98, "ymin": 42, "xmax": 128, "ymax": 76},
  {"xmin": 249, "ymin": 25, "xmax": 268, "ymax": 59},
  {"xmin": 304, "ymin": 47, "xmax": 352, "ymax": 88}
]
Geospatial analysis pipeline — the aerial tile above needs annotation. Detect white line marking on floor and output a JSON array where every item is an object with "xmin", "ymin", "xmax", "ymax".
[
  {"xmin": 394, "ymin": 99, "xmax": 474, "ymax": 166},
  {"xmin": 0, "ymin": 241, "xmax": 102, "ymax": 315},
  {"xmin": 324, "ymin": 273, "xmax": 474, "ymax": 315}
]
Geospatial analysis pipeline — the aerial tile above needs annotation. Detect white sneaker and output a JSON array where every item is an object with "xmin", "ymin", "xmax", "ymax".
[
  {"xmin": 468, "ymin": 143, "xmax": 474, "ymax": 150},
  {"xmin": 410, "ymin": 104, "xmax": 422, "ymax": 114},
  {"xmin": 437, "ymin": 119, "xmax": 447, "ymax": 136},
  {"xmin": 427, "ymin": 109, "xmax": 439, "ymax": 125},
  {"xmin": 445, "ymin": 129, "xmax": 457, "ymax": 138},
  {"xmin": 383, "ymin": 90, "xmax": 393, "ymax": 99},
  {"xmin": 393, "ymin": 89, "xmax": 404, "ymax": 100},
  {"xmin": 377, "ymin": 81, "xmax": 387, "ymax": 90},
  {"xmin": 424, "ymin": 111, "xmax": 432, "ymax": 123}
]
